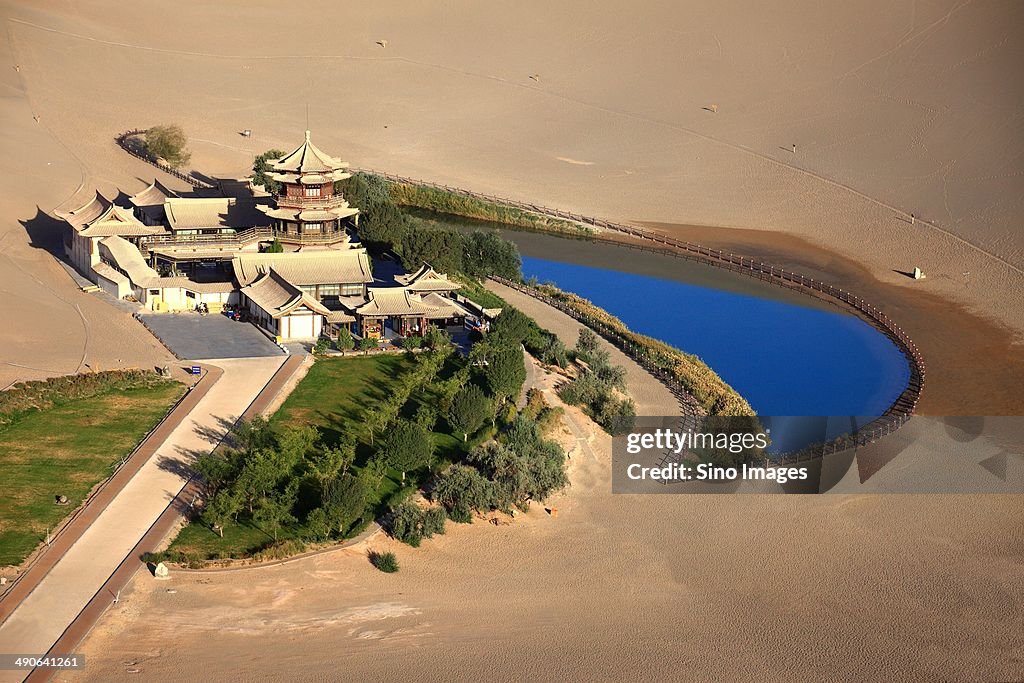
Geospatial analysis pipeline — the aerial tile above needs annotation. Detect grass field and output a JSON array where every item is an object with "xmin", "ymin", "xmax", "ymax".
[
  {"xmin": 0, "ymin": 380, "xmax": 184, "ymax": 567},
  {"xmin": 166, "ymin": 353, "xmax": 470, "ymax": 562}
]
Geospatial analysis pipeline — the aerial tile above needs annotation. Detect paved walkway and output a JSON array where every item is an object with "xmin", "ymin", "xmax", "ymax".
[
  {"xmin": 486, "ymin": 281, "xmax": 681, "ymax": 418},
  {"xmin": 0, "ymin": 356, "xmax": 286, "ymax": 683},
  {"xmin": 0, "ymin": 368, "xmax": 221, "ymax": 627}
]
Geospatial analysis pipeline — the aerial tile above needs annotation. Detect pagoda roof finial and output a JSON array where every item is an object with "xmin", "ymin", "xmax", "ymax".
[{"xmin": 305, "ymin": 129, "xmax": 311, "ymax": 142}]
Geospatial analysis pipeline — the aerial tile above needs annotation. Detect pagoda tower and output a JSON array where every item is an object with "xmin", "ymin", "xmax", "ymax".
[{"xmin": 258, "ymin": 131, "xmax": 359, "ymax": 244}]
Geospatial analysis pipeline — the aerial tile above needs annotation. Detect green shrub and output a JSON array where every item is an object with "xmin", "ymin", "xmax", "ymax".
[
  {"xmin": 313, "ymin": 337, "xmax": 330, "ymax": 355},
  {"xmin": 422, "ymin": 506, "xmax": 447, "ymax": 536},
  {"xmin": 370, "ymin": 551, "xmax": 399, "ymax": 573},
  {"xmin": 145, "ymin": 124, "xmax": 191, "ymax": 168},
  {"xmin": 336, "ymin": 328, "xmax": 354, "ymax": 352},
  {"xmin": 389, "ymin": 502, "xmax": 447, "ymax": 546},
  {"xmin": 253, "ymin": 539, "xmax": 307, "ymax": 562},
  {"xmin": 449, "ymin": 505, "xmax": 473, "ymax": 524},
  {"xmin": 401, "ymin": 335, "xmax": 423, "ymax": 350}
]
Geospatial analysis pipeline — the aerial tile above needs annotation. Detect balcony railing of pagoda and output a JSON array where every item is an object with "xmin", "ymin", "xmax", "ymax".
[
  {"xmin": 276, "ymin": 194, "xmax": 352, "ymax": 209},
  {"xmin": 275, "ymin": 229, "xmax": 350, "ymax": 245},
  {"xmin": 140, "ymin": 227, "xmax": 273, "ymax": 248}
]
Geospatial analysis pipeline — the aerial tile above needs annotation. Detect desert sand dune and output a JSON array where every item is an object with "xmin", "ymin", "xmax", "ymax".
[
  {"xmin": 1, "ymin": 1, "xmax": 1022, "ymax": 679},
  {"xmin": 2, "ymin": 1, "xmax": 1022, "ymax": 348}
]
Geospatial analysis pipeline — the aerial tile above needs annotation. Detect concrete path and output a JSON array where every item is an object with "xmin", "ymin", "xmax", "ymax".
[
  {"xmin": 486, "ymin": 280, "xmax": 680, "ymax": 417},
  {"xmin": 0, "ymin": 357, "xmax": 285, "ymax": 683}
]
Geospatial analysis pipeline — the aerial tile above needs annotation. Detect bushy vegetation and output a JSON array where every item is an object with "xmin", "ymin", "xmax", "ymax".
[
  {"xmin": 370, "ymin": 550, "xmax": 399, "ymax": 573},
  {"xmin": 252, "ymin": 149, "xmax": 285, "ymax": 195},
  {"xmin": 386, "ymin": 181, "xmax": 594, "ymax": 238},
  {"xmin": 387, "ymin": 502, "xmax": 447, "ymax": 547},
  {"xmin": 432, "ymin": 412, "xmax": 568, "ymax": 519},
  {"xmin": 335, "ymin": 173, "xmax": 521, "ymax": 279},
  {"xmin": 557, "ymin": 329, "xmax": 636, "ymax": 435},
  {"xmin": 535, "ymin": 285, "xmax": 755, "ymax": 416},
  {"xmin": 144, "ymin": 124, "xmax": 191, "ymax": 168}
]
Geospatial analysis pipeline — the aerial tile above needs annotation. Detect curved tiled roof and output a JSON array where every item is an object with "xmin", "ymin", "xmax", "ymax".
[
  {"xmin": 165, "ymin": 197, "xmax": 270, "ymax": 231},
  {"xmin": 395, "ymin": 264, "xmax": 462, "ymax": 292},
  {"xmin": 129, "ymin": 179, "xmax": 178, "ymax": 208},
  {"xmin": 58, "ymin": 191, "xmax": 110, "ymax": 231},
  {"xmin": 271, "ymin": 131, "xmax": 350, "ymax": 174},
  {"xmin": 232, "ymin": 248, "xmax": 373, "ymax": 287},
  {"xmin": 356, "ymin": 287, "xmax": 442, "ymax": 317},
  {"xmin": 240, "ymin": 269, "xmax": 330, "ymax": 318}
]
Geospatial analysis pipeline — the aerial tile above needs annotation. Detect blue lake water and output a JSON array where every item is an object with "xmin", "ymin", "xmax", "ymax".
[{"xmin": 521, "ymin": 256, "xmax": 910, "ymax": 418}]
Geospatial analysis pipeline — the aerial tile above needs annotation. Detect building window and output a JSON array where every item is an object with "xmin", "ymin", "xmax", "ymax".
[
  {"xmin": 185, "ymin": 291, "xmax": 196, "ymax": 299},
  {"xmin": 305, "ymin": 223, "xmax": 322, "ymax": 233},
  {"xmin": 304, "ymin": 186, "xmax": 321, "ymax": 197},
  {"xmin": 319, "ymin": 284, "xmax": 340, "ymax": 297}
]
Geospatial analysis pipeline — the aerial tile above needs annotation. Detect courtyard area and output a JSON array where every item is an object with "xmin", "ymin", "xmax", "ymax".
[{"xmin": 138, "ymin": 312, "xmax": 283, "ymax": 360}]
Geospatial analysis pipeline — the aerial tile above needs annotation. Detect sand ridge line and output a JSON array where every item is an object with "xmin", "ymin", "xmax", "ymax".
[{"xmin": 11, "ymin": 15, "xmax": 1024, "ymax": 277}]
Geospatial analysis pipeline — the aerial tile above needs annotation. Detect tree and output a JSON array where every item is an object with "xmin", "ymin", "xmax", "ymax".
[
  {"xmin": 422, "ymin": 325, "xmax": 450, "ymax": 351},
  {"xmin": 362, "ymin": 457, "xmax": 389, "ymax": 489},
  {"xmin": 253, "ymin": 488, "xmax": 297, "ymax": 542},
  {"xmin": 462, "ymin": 230, "xmax": 521, "ymax": 278},
  {"xmin": 537, "ymin": 334, "xmax": 569, "ymax": 368},
  {"xmin": 488, "ymin": 308, "xmax": 533, "ymax": 347},
  {"xmin": 252, "ymin": 149, "xmax": 285, "ymax": 195},
  {"xmin": 231, "ymin": 416, "xmax": 275, "ymax": 454},
  {"xmin": 399, "ymin": 225, "xmax": 464, "ymax": 274},
  {"xmin": 336, "ymin": 328, "xmax": 354, "ymax": 353},
  {"xmin": 202, "ymin": 489, "xmax": 240, "ymax": 537},
  {"xmin": 596, "ymin": 363, "xmax": 627, "ymax": 391},
  {"xmin": 369, "ymin": 550, "xmax": 399, "ymax": 573},
  {"xmin": 305, "ymin": 439, "xmax": 355, "ymax": 482},
  {"xmin": 377, "ymin": 420, "xmax": 433, "ymax": 482},
  {"xmin": 145, "ymin": 125, "xmax": 191, "ymax": 168},
  {"xmin": 389, "ymin": 502, "xmax": 425, "ymax": 546},
  {"xmin": 575, "ymin": 328, "xmax": 600, "ymax": 360},
  {"xmin": 358, "ymin": 336, "xmax": 377, "ymax": 355},
  {"xmin": 321, "ymin": 473, "xmax": 368, "ymax": 535},
  {"xmin": 480, "ymin": 346, "xmax": 526, "ymax": 406},
  {"xmin": 448, "ymin": 383, "xmax": 491, "ymax": 441},
  {"xmin": 194, "ymin": 452, "xmax": 239, "ymax": 495},
  {"xmin": 265, "ymin": 238, "xmax": 285, "ymax": 253},
  {"xmin": 432, "ymin": 464, "xmax": 494, "ymax": 514},
  {"xmin": 593, "ymin": 396, "xmax": 636, "ymax": 435}
]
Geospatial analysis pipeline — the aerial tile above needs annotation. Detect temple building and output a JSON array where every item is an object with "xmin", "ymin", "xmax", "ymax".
[
  {"xmin": 56, "ymin": 130, "xmax": 498, "ymax": 343},
  {"xmin": 257, "ymin": 130, "xmax": 359, "ymax": 245}
]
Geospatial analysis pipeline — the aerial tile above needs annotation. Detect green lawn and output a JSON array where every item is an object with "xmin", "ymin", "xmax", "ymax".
[
  {"xmin": 270, "ymin": 352, "xmax": 414, "ymax": 447},
  {"xmin": 0, "ymin": 381, "xmax": 184, "ymax": 567},
  {"xmin": 166, "ymin": 353, "xmax": 470, "ymax": 562}
]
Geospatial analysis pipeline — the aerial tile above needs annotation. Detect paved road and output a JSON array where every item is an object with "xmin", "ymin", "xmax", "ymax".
[
  {"xmin": 138, "ymin": 313, "xmax": 283, "ymax": 359},
  {"xmin": 0, "ymin": 357, "xmax": 285, "ymax": 683}
]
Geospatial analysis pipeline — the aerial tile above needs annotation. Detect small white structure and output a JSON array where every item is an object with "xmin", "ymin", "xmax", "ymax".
[
  {"xmin": 153, "ymin": 562, "xmax": 170, "ymax": 579},
  {"xmin": 913, "ymin": 267, "xmax": 925, "ymax": 280}
]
